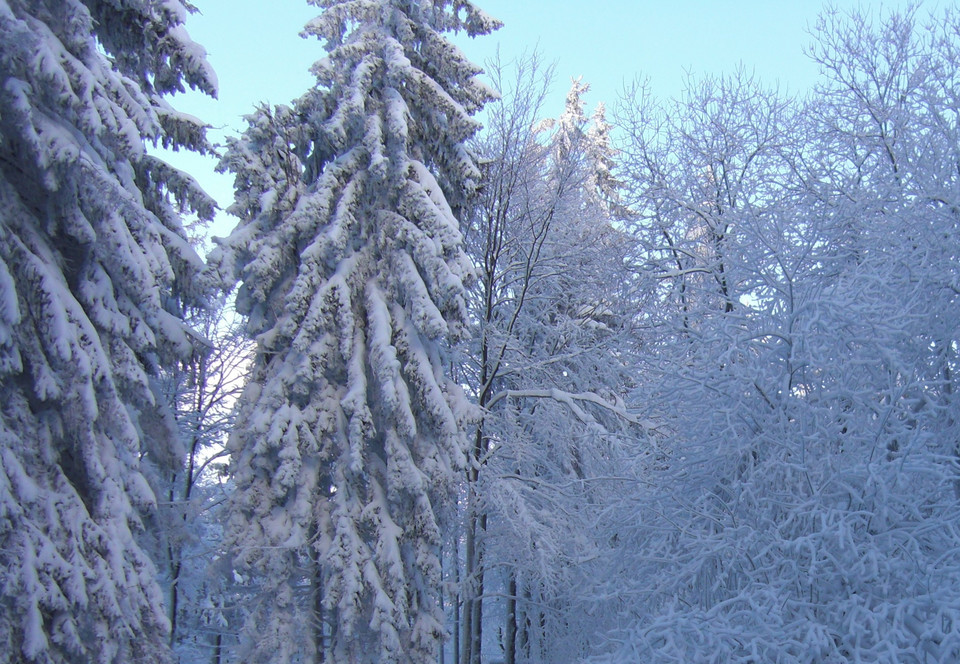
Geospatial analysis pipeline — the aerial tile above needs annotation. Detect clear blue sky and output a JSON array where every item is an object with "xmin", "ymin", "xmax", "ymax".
[{"xmin": 169, "ymin": 0, "xmax": 918, "ymax": 239}]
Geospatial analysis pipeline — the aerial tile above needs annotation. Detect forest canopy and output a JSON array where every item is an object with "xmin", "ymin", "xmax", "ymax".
[{"xmin": 2, "ymin": 1, "xmax": 960, "ymax": 663}]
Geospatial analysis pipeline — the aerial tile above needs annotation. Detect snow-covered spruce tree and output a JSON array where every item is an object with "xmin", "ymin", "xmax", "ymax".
[
  {"xmin": 0, "ymin": 0, "xmax": 216, "ymax": 662},
  {"xmin": 211, "ymin": 2, "xmax": 498, "ymax": 662}
]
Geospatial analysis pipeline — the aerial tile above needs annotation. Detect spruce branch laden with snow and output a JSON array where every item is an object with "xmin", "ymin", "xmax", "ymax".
[{"xmin": 0, "ymin": 0, "xmax": 217, "ymax": 662}]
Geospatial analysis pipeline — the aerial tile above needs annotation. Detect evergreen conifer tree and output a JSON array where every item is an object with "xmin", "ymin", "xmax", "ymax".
[
  {"xmin": 212, "ymin": 2, "xmax": 498, "ymax": 662},
  {"xmin": 0, "ymin": 0, "xmax": 216, "ymax": 662}
]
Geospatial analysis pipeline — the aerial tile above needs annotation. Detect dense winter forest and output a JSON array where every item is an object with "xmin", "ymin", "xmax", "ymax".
[{"xmin": 4, "ymin": 0, "xmax": 960, "ymax": 662}]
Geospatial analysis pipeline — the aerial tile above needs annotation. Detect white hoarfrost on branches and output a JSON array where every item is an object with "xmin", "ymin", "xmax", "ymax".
[
  {"xmin": 211, "ymin": 2, "xmax": 498, "ymax": 662},
  {"xmin": 149, "ymin": 299, "xmax": 252, "ymax": 662},
  {"xmin": 0, "ymin": 0, "xmax": 216, "ymax": 662},
  {"xmin": 599, "ymin": 6, "xmax": 960, "ymax": 663},
  {"xmin": 456, "ymin": 58, "xmax": 648, "ymax": 664}
]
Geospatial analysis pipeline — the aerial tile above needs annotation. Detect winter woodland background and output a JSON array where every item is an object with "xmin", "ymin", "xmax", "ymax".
[{"xmin": 3, "ymin": 1, "xmax": 960, "ymax": 663}]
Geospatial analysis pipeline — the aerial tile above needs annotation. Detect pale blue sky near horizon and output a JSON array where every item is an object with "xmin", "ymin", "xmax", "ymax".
[{"xmin": 170, "ymin": 0, "xmax": 921, "ymax": 239}]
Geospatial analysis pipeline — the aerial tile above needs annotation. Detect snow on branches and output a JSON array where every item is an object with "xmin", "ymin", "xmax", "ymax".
[{"xmin": 0, "ymin": 0, "xmax": 216, "ymax": 662}]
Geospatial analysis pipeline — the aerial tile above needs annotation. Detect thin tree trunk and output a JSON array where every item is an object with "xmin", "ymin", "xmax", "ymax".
[
  {"xmin": 170, "ymin": 354, "xmax": 208, "ymax": 649},
  {"xmin": 518, "ymin": 591, "xmax": 529, "ymax": 661},
  {"xmin": 311, "ymin": 524, "xmax": 326, "ymax": 664},
  {"xmin": 439, "ymin": 539, "xmax": 446, "ymax": 664},
  {"xmin": 463, "ymin": 314, "xmax": 493, "ymax": 664},
  {"xmin": 505, "ymin": 573, "xmax": 518, "ymax": 664},
  {"xmin": 471, "ymin": 512, "xmax": 486, "ymax": 664},
  {"xmin": 453, "ymin": 534, "xmax": 460, "ymax": 664},
  {"xmin": 461, "ymin": 489, "xmax": 474, "ymax": 664},
  {"xmin": 167, "ymin": 478, "xmax": 181, "ymax": 648},
  {"xmin": 461, "ymin": 483, "xmax": 484, "ymax": 664}
]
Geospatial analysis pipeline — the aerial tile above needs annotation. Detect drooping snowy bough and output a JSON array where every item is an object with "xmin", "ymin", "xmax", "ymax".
[
  {"xmin": 0, "ymin": 0, "xmax": 216, "ymax": 662},
  {"xmin": 212, "ymin": 2, "xmax": 498, "ymax": 662}
]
